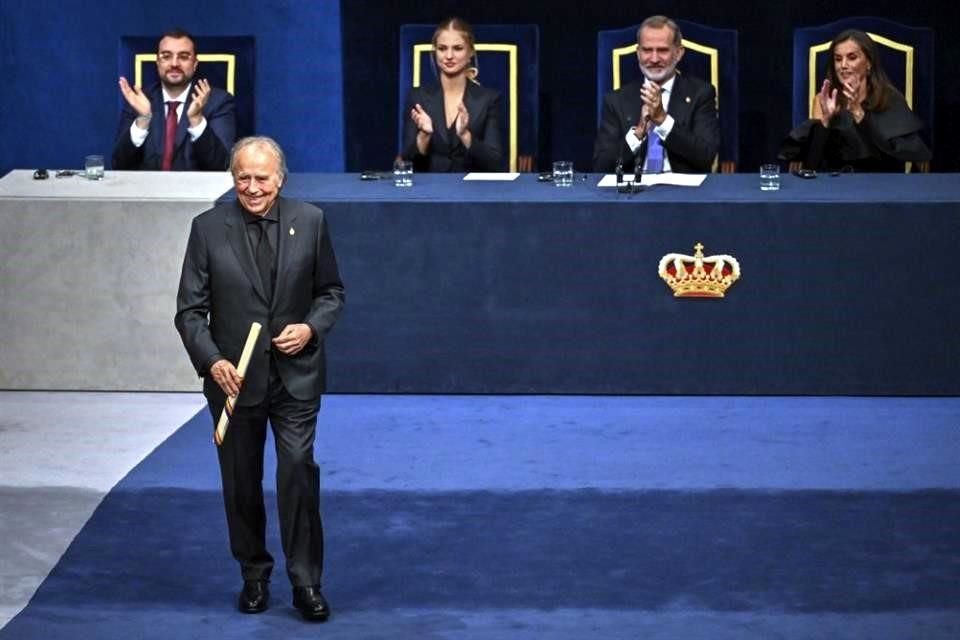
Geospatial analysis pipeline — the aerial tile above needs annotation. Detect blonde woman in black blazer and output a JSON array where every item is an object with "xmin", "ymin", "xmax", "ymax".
[{"xmin": 402, "ymin": 17, "xmax": 503, "ymax": 172}]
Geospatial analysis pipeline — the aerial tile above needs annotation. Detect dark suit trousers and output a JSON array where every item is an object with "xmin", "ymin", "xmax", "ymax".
[{"xmin": 209, "ymin": 361, "xmax": 324, "ymax": 587}]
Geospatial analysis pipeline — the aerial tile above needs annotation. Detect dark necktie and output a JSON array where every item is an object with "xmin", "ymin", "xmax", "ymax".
[
  {"xmin": 254, "ymin": 219, "xmax": 276, "ymax": 301},
  {"xmin": 161, "ymin": 101, "xmax": 178, "ymax": 171}
]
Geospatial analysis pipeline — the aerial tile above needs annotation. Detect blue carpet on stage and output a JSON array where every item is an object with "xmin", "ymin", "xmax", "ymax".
[{"xmin": 4, "ymin": 396, "xmax": 960, "ymax": 639}]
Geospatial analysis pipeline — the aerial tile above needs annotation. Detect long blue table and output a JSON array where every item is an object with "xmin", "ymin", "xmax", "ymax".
[{"xmin": 252, "ymin": 173, "xmax": 960, "ymax": 395}]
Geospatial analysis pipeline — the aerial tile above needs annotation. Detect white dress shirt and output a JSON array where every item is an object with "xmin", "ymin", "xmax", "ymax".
[{"xmin": 128, "ymin": 83, "xmax": 207, "ymax": 147}]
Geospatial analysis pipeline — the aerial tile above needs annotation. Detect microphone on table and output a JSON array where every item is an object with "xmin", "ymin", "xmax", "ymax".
[
  {"xmin": 615, "ymin": 117, "xmax": 641, "ymax": 194},
  {"xmin": 633, "ymin": 117, "xmax": 649, "ymax": 194},
  {"xmin": 614, "ymin": 118, "xmax": 630, "ymax": 193},
  {"xmin": 632, "ymin": 113, "xmax": 651, "ymax": 193},
  {"xmin": 632, "ymin": 153, "xmax": 644, "ymax": 193}
]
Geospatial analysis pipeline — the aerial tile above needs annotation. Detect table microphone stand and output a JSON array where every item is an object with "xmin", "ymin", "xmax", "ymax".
[{"xmin": 632, "ymin": 158, "xmax": 645, "ymax": 193}]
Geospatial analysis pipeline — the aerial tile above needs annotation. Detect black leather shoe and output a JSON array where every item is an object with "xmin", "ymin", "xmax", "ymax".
[
  {"xmin": 292, "ymin": 586, "xmax": 330, "ymax": 621},
  {"xmin": 238, "ymin": 579, "xmax": 269, "ymax": 613}
]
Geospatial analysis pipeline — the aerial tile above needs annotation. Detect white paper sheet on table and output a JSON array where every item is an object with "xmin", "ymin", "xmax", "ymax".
[
  {"xmin": 463, "ymin": 172, "xmax": 521, "ymax": 181},
  {"xmin": 596, "ymin": 173, "xmax": 706, "ymax": 187}
]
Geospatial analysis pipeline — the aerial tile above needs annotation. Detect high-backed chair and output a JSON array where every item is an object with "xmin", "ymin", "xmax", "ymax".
[
  {"xmin": 596, "ymin": 21, "xmax": 738, "ymax": 173},
  {"xmin": 398, "ymin": 24, "xmax": 539, "ymax": 172},
  {"xmin": 119, "ymin": 36, "xmax": 256, "ymax": 139},
  {"xmin": 792, "ymin": 17, "xmax": 934, "ymax": 172}
]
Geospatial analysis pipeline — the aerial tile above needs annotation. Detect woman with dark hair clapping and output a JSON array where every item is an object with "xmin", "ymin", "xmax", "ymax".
[{"xmin": 781, "ymin": 29, "xmax": 931, "ymax": 172}]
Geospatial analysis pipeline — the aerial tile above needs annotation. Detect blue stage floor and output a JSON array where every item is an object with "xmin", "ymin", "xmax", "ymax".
[{"xmin": 3, "ymin": 395, "xmax": 959, "ymax": 639}]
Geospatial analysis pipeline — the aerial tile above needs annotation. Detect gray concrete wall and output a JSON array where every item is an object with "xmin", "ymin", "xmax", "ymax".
[{"xmin": 1, "ymin": 171, "xmax": 231, "ymax": 390}]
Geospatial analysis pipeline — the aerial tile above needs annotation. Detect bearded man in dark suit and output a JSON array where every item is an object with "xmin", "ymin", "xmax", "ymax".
[
  {"xmin": 593, "ymin": 15, "xmax": 720, "ymax": 174},
  {"xmin": 113, "ymin": 28, "xmax": 235, "ymax": 171},
  {"xmin": 175, "ymin": 136, "xmax": 344, "ymax": 621}
]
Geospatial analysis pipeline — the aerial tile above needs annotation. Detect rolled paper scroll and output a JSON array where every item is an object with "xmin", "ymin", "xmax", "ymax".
[{"xmin": 214, "ymin": 322, "xmax": 262, "ymax": 446}]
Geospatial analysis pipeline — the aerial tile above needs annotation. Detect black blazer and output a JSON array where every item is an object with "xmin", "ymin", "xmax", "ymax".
[
  {"xmin": 175, "ymin": 197, "xmax": 345, "ymax": 406},
  {"xmin": 401, "ymin": 82, "xmax": 503, "ymax": 172},
  {"xmin": 112, "ymin": 81, "xmax": 236, "ymax": 171},
  {"xmin": 592, "ymin": 74, "xmax": 720, "ymax": 174}
]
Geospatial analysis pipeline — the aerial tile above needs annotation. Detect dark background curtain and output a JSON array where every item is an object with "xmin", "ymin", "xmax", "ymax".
[{"xmin": 343, "ymin": 0, "xmax": 959, "ymax": 172}]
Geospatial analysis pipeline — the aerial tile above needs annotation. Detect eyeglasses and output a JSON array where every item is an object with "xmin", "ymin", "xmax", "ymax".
[{"xmin": 157, "ymin": 52, "xmax": 195, "ymax": 63}]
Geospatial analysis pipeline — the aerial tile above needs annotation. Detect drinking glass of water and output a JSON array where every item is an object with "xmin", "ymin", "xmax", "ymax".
[
  {"xmin": 393, "ymin": 159, "xmax": 413, "ymax": 187},
  {"xmin": 85, "ymin": 155, "xmax": 104, "ymax": 181},
  {"xmin": 759, "ymin": 163, "xmax": 780, "ymax": 191},
  {"xmin": 552, "ymin": 160, "xmax": 574, "ymax": 187}
]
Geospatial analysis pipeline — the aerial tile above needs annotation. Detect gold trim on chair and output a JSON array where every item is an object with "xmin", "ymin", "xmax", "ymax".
[
  {"xmin": 134, "ymin": 53, "xmax": 237, "ymax": 94},
  {"xmin": 611, "ymin": 39, "xmax": 721, "ymax": 172},
  {"xmin": 413, "ymin": 43, "xmax": 520, "ymax": 172}
]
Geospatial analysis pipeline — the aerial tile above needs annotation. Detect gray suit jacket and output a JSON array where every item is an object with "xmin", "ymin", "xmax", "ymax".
[
  {"xmin": 175, "ymin": 197, "xmax": 345, "ymax": 406},
  {"xmin": 592, "ymin": 74, "xmax": 720, "ymax": 173}
]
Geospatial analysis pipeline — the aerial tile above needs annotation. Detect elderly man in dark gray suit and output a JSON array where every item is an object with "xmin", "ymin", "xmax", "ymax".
[
  {"xmin": 175, "ymin": 136, "xmax": 344, "ymax": 621},
  {"xmin": 593, "ymin": 15, "xmax": 720, "ymax": 174}
]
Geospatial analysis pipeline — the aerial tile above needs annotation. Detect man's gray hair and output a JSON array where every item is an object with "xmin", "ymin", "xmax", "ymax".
[
  {"xmin": 230, "ymin": 136, "xmax": 288, "ymax": 182},
  {"xmin": 637, "ymin": 15, "xmax": 683, "ymax": 46}
]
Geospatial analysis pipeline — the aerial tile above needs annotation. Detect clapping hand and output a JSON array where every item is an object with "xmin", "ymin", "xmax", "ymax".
[
  {"xmin": 118, "ymin": 76, "xmax": 151, "ymax": 123},
  {"xmin": 454, "ymin": 102, "xmax": 470, "ymax": 136},
  {"xmin": 410, "ymin": 103, "xmax": 434, "ymax": 135},
  {"xmin": 454, "ymin": 102, "xmax": 473, "ymax": 147},
  {"xmin": 636, "ymin": 104, "xmax": 652, "ymax": 134},
  {"xmin": 639, "ymin": 82, "xmax": 666, "ymax": 125},
  {"xmin": 187, "ymin": 78, "xmax": 212, "ymax": 127},
  {"xmin": 817, "ymin": 79, "xmax": 840, "ymax": 126},
  {"xmin": 840, "ymin": 78, "xmax": 866, "ymax": 122}
]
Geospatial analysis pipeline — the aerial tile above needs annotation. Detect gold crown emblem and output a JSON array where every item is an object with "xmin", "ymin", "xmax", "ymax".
[{"xmin": 658, "ymin": 243, "xmax": 741, "ymax": 298}]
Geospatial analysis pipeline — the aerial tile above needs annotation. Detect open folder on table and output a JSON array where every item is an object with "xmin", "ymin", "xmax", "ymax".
[{"xmin": 596, "ymin": 173, "xmax": 706, "ymax": 187}]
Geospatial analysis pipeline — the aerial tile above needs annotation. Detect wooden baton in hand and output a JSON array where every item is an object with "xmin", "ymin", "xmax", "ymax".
[{"xmin": 214, "ymin": 322, "xmax": 262, "ymax": 446}]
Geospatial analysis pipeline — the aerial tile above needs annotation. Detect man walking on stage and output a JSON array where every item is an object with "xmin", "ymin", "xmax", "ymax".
[{"xmin": 175, "ymin": 136, "xmax": 344, "ymax": 620}]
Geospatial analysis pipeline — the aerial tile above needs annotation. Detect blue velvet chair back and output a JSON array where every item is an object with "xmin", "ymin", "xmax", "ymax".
[
  {"xmin": 119, "ymin": 36, "xmax": 256, "ymax": 139},
  {"xmin": 791, "ymin": 17, "xmax": 934, "ymax": 151},
  {"xmin": 398, "ymin": 24, "xmax": 539, "ymax": 172},
  {"xmin": 596, "ymin": 21, "xmax": 738, "ymax": 172}
]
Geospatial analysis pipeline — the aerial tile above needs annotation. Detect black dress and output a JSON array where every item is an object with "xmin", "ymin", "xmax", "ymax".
[{"xmin": 780, "ymin": 90, "xmax": 931, "ymax": 172}]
